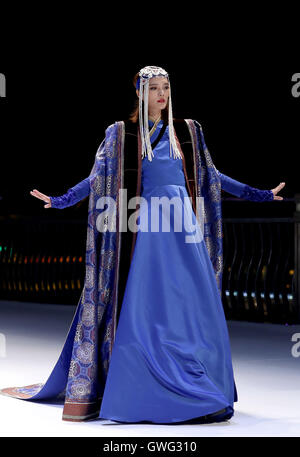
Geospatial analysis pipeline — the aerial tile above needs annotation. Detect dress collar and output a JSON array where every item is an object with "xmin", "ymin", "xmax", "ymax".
[{"xmin": 148, "ymin": 116, "xmax": 162, "ymax": 137}]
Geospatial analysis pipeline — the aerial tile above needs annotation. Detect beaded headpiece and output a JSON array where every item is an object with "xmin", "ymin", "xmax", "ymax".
[{"xmin": 136, "ymin": 65, "xmax": 182, "ymax": 162}]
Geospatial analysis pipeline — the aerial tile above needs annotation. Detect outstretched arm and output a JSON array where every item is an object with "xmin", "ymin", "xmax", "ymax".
[
  {"xmin": 216, "ymin": 169, "xmax": 285, "ymax": 201},
  {"xmin": 49, "ymin": 177, "xmax": 91, "ymax": 209},
  {"xmin": 30, "ymin": 175, "xmax": 95, "ymax": 209}
]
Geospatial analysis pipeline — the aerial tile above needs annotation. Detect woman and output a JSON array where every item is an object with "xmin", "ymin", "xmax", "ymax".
[{"xmin": 0, "ymin": 66, "xmax": 285, "ymax": 424}]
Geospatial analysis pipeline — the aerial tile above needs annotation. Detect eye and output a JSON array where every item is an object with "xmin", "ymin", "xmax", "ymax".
[{"xmin": 150, "ymin": 87, "xmax": 157, "ymax": 90}]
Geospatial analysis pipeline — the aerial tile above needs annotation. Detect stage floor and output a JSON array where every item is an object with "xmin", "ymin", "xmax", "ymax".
[{"xmin": 0, "ymin": 299, "xmax": 299, "ymax": 437}]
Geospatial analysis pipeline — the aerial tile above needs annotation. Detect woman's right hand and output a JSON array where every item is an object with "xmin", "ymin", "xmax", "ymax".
[{"xmin": 30, "ymin": 189, "xmax": 52, "ymax": 208}]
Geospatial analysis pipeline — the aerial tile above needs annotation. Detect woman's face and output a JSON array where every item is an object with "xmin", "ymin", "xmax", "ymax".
[{"xmin": 136, "ymin": 76, "xmax": 170, "ymax": 113}]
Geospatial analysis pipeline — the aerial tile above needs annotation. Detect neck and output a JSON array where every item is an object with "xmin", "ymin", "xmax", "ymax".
[{"xmin": 148, "ymin": 113, "xmax": 161, "ymax": 123}]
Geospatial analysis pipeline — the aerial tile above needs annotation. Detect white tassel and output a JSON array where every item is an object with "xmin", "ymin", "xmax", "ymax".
[
  {"xmin": 139, "ymin": 81, "xmax": 147, "ymax": 160},
  {"xmin": 168, "ymin": 84, "xmax": 182, "ymax": 160},
  {"xmin": 143, "ymin": 80, "xmax": 154, "ymax": 162}
]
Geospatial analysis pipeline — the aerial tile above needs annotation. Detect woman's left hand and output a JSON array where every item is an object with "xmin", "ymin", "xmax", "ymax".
[{"xmin": 271, "ymin": 182, "xmax": 286, "ymax": 200}]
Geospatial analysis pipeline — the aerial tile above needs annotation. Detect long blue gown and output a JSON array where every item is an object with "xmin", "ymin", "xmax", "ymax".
[
  {"xmin": 98, "ymin": 119, "xmax": 238, "ymax": 423},
  {"xmin": 0, "ymin": 117, "xmax": 274, "ymax": 422}
]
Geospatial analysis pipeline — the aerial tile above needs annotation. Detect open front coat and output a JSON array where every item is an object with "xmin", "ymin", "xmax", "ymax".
[
  {"xmin": 63, "ymin": 118, "xmax": 223, "ymax": 420},
  {"xmin": 0, "ymin": 118, "xmax": 273, "ymax": 421}
]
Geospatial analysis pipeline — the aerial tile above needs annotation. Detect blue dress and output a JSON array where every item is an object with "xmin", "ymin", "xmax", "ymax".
[
  {"xmin": 98, "ymin": 120, "xmax": 238, "ymax": 423},
  {"xmin": 1, "ymin": 119, "xmax": 272, "ymax": 422}
]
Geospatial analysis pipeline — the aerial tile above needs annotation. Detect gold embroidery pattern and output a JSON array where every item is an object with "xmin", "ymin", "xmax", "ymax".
[
  {"xmin": 75, "ymin": 342, "xmax": 94, "ymax": 364},
  {"xmin": 93, "ymin": 174, "xmax": 105, "ymax": 196},
  {"xmin": 81, "ymin": 303, "xmax": 96, "ymax": 327},
  {"xmin": 74, "ymin": 323, "xmax": 83, "ymax": 343},
  {"xmin": 85, "ymin": 265, "xmax": 95, "ymax": 289},
  {"xmin": 100, "ymin": 249, "xmax": 116, "ymax": 271},
  {"xmin": 86, "ymin": 229, "xmax": 95, "ymax": 250},
  {"xmin": 100, "ymin": 287, "xmax": 111, "ymax": 306},
  {"xmin": 104, "ymin": 321, "xmax": 112, "ymax": 343},
  {"xmin": 70, "ymin": 377, "xmax": 92, "ymax": 398},
  {"xmin": 68, "ymin": 360, "xmax": 80, "ymax": 378}
]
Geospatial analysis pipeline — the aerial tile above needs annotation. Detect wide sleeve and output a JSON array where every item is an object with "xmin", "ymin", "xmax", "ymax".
[
  {"xmin": 216, "ymin": 169, "xmax": 274, "ymax": 202},
  {"xmin": 49, "ymin": 175, "xmax": 96, "ymax": 209}
]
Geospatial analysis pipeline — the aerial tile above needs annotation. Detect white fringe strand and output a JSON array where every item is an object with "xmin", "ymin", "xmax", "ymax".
[{"xmin": 168, "ymin": 84, "xmax": 182, "ymax": 160}]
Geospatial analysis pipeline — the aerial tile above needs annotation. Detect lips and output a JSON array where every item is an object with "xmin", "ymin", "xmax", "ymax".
[{"xmin": 157, "ymin": 99, "xmax": 165, "ymax": 103}]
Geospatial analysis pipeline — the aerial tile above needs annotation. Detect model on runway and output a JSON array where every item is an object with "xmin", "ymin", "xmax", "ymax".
[{"xmin": 0, "ymin": 65, "xmax": 285, "ymax": 424}]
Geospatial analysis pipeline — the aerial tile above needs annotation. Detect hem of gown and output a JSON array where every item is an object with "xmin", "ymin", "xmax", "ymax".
[
  {"xmin": 0, "ymin": 383, "xmax": 45, "ymax": 400},
  {"xmin": 99, "ymin": 405, "xmax": 234, "ymax": 425}
]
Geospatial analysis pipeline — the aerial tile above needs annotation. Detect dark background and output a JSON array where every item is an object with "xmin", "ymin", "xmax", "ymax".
[{"xmin": 0, "ymin": 38, "xmax": 299, "ymax": 220}]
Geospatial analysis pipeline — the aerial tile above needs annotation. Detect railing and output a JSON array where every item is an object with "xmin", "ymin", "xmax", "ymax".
[
  {"xmin": 0, "ymin": 196, "xmax": 300, "ymax": 323},
  {"xmin": 222, "ymin": 217, "xmax": 296, "ymax": 324},
  {"xmin": 0, "ymin": 216, "xmax": 87, "ymax": 305},
  {"xmin": 221, "ymin": 195, "xmax": 300, "ymax": 324}
]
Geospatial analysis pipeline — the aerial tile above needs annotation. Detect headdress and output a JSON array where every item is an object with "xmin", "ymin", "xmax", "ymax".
[{"xmin": 136, "ymin": 65, "xmax": 182, "ymax": 162}]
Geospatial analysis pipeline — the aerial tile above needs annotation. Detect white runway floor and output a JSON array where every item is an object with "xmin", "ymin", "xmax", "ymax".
[{"xmin": 0, "ymin": 299, "xmax": 299, "ymax": 437}]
